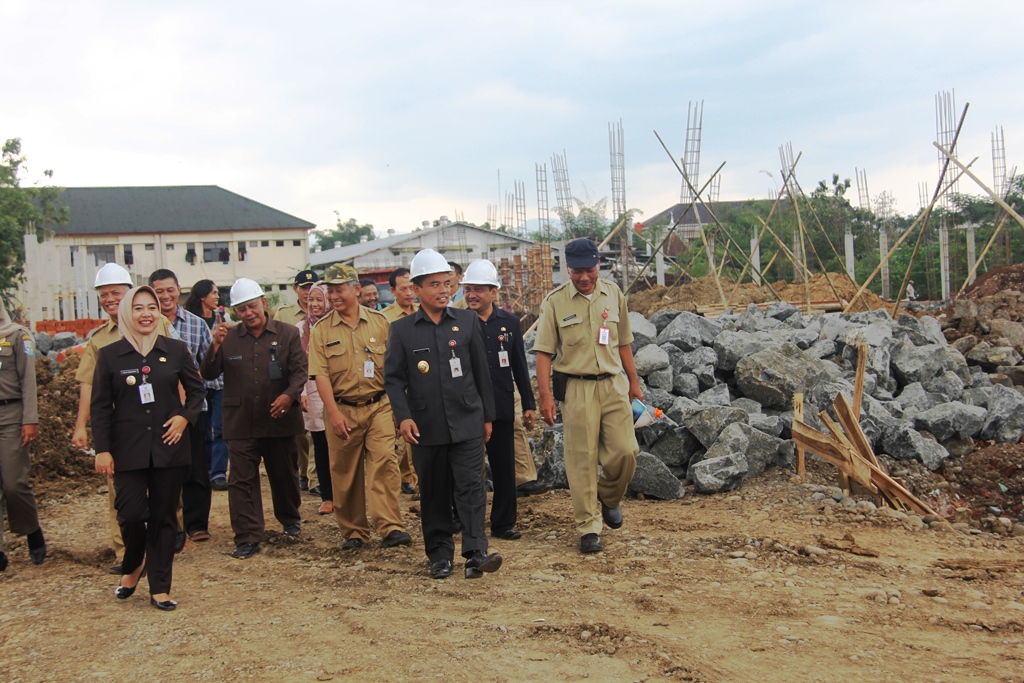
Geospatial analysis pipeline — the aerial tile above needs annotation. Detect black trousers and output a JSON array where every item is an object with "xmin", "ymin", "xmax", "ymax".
[
  {"xmin": 114, "ymin": 465, "xmax": 186, "ymax": 596},
  {"xmin": 227, "ymin": 437, "xmax": 301, "ymax": 545},
  {"xmin": 182, "ymin": 419, "xmax": 211, "ymax": 533},
  {"xmin": 485, "ymin": 420, "xmax": 517, "ymax": 534},
  {"xmin": 310, "ymin": 430, "xmax": 332, "ymax": 502},
  {"xmin": 413, "ymin": 436, "xmax": 488, "ymax": 563}
]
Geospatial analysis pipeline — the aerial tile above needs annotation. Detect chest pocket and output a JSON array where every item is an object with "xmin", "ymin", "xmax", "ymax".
[
  {"xmin": 325, "ymin": 343, "xmax": 347, "ymax": 373},
  {"xmin": 557, "ymin": 315, "xmax": 587, "ymax": 348},
  {"xmin": 0, "ymin": 345, "xmax": 12, "ymax": 358}
]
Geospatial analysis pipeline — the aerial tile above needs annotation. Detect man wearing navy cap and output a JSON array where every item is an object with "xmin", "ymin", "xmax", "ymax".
[{"xmin": 533, "ymin": 238, "xmax": 641, "ymax": 555}]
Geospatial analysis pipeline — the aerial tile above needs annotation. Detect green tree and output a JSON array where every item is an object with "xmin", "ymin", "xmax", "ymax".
[
  {"xmin": 312, "ymin": 214, "xmax": 376, "ymax": 251},
  {"xmin": 0, "ymin": 138, "xmax": 67, "ymax": 306}
]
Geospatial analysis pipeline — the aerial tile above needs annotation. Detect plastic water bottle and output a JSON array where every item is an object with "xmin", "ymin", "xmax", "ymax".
[{"xmin": 631, "ymin": 398, "xmax": 663, "ymax": 428}]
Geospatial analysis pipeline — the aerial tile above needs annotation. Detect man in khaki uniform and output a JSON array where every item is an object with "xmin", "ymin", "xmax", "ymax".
[
  {"xmin": 274, "ymin": 269, "xmax": 319, "ymax": 492},
  {"xmin": 72, "ymin": 263, "xmax": 177, "ymax": 571},
  {"xmin": 309, "ymin": 264, "xmax": 411, "ymax": 550},
  {"xmin": 534, "ymin": 238, "xmax": 641, "ymax": 554},
  {"xmin": 0, "ymin": 298, "xmax": 45, "ymax": 570},
  {"xmin": 381, "ymin": 267, "xmax": 419, "ymax": 494}
]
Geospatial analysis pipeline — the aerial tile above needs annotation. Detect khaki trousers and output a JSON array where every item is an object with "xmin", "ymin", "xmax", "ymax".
[
  {"xmin": 325, "ymin": 400, "xmax": 404, "ymax": 541},
  {"xmin": 561, "ymin": 373, "xmax": 639, "ymax": 536},
  {"xmin": 512, "ymin": 390, "xmax": 537, "ymax": 486},
  {"xmin": 296, "ymin": 432, "xmax": 316, "ymax": 481}
]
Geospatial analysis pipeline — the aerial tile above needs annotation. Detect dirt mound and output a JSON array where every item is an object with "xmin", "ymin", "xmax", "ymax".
[
  {"xmin": 32, "ymin": 354, "xmax": 95, "ymax": 495},
  {"xmin": 962, "ymin": 263, "xmax": 1024, "ymax": 300},
  {"xmin": 950, "ymin": 442, "xmax": 1024, "ymax": 518},
  {"xmin": 629, "ymin": 272, "xmax": 887, "ymax": 317}
]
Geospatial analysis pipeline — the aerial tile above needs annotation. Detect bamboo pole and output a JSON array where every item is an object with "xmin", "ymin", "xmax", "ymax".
[
  {"xmin": 957, "ymin": 209, "xmax": 1013, "ymax": 298},
  {"xmin": 935, "ymin": 143, "xmax": 1024, "ymax": 235},
  {"xmin": 782, "ymin": 174, "xmax": 846, "ymax": 305},
  {"xmin": 597, "ymin": 217, "xmax": 629, "ymax": 251},
  {"xmin": 793, "ymin": 393, "xmax": 805, "ymax": 482}
]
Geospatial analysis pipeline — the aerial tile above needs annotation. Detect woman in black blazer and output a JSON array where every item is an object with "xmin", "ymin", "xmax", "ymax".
[{"xmin": 92, "ymin": 286, "xmax": 205, "ymax": 611}]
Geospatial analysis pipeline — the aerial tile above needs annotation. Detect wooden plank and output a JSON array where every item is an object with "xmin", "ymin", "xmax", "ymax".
[
  {"xmin": 817, "ymin": 412, "xmax": 877, "ymax": 492},
  {"xmin": 852, "ymin": 343, "xmax": 867, "ymax": 421},
  {"xmin": 793, "ymin": 393, "xmax": 805, "ymax": 482},
  {"xmin": 834, "ymin": 392, "xmax": 882, "ymax": 469}
]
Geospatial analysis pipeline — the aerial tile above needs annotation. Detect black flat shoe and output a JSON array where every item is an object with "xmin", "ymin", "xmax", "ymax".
[
  {"xmin": 516, "ymin": 480, "xmax": 552, "ymax": 498},
  {"xmin": 401, "ymin": 482, "xmax": 416, "ymax": 495},
  {"xmin": 211, "ymin": 477, "xmax": 228, "ymax": 491},
  {"xmin": 174, "ymin": 531, "xmax": 187, "ymax": 553},
  {"xmin": 600, "ymin": 499, "xmax": 623, "ymax": 530},
  {"xmin": 380, "ymin": 530, "xmax": 412, "ymax": 548},
  {"xmin": 580, "ymin": 533, "xmax": 603, "ymax": 554},
  {"xmin": 308, "ymin": 485, "xmax": 321, "ymax": 497},
  {"xmin": 116, "ymin": 566, "xmax": 146, "ymax": 599},
  {"xmin": 283, "ymin": 523, "xmax": 301, "ymax": 537},
  {"xmin": 491, "ymin": 529, "xmax": 522, "ymax": 540},
  {"xmin": 151, "ymin": 597, "xmax": 177, "ymax": 611},
  {"xmin": 231, "ymin": 542, "xmax": 261, "ymax": 559},
  {"xmin": 0, "ymin": 551, "xmax": 7, "ymax": 572},
  {"xmin": 464, "ymin": 551, "xmax": 503, "ymax": 579},
  {"xmin": 430, "ymin": 559, "xmax": 453, "ymax": 579},
  {"xmin": 341, "ymin": 537, "xmax": 364, "ymax": 551},
  {"xmin": 108, "ymin": 563, "xmax": 123, "ymax": 575},
  {"xmin": 299, "ymin": 476, "xmax": 309, "ymax": 491}
]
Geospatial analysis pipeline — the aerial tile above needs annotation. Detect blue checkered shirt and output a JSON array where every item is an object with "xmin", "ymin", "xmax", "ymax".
[{"xmin": 171, "ymin": 306, "xmax": 222, "ymax": 391}]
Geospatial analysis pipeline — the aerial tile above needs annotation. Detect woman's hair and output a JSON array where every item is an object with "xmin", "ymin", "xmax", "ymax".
[{"xmin": 185, "ymin": 279, "xmax": 217, "ymax": 317}]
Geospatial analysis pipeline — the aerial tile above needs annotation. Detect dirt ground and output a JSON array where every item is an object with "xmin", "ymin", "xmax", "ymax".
[{"xmin": 3, "ymin": 460, "xmax": 1024, "ymax": 683}]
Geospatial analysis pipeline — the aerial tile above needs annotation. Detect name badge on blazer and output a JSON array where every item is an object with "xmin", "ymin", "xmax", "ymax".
[{"xmin": 228, "ymin": 355, "xmax": 243, "ymax": 361}]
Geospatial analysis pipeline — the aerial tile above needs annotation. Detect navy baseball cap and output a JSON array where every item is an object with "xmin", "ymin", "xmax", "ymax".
[
  {"xmin": 564, "ymin": 238, "xmax": 600, "ymax": 269},
  {"xmin": 294, "ymin": 270, "xmax": 319, "ymax": 286}
]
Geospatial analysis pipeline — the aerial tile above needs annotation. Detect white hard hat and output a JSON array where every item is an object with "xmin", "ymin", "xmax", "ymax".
[
  {"xmin": 461, "ymin": 259, "xmax": 501, "ymax": 288},
  {"xmin": 409, "ymin": 248, "xmax": 451, "ymax": 280},
  {"xmin": 229, "ymin": 278, "xmax": 265, "ymax": 307},
  {"xmin": 94, "ymin": 263, "xmax": 133, "ymax": 288}
]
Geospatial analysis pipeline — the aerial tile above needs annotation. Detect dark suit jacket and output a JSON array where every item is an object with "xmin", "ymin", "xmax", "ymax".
[
  {"xmin": 200, "ymin": 316, "xmax": 306, "ymax": 440},
  {"xmin": 479, "ymin": 307, "xmax": 535, "ymax": 422},
  {"xmin": 91, "ymin": 336, "xmax": 206, "ymax": 472},
  {"xmin": 384, "ymin": 306, "xmax": 496, "ymax": 446}
]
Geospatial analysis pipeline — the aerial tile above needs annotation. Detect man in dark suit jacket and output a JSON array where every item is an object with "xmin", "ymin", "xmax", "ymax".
[
  {"xmin": 461, "ymin": 260, "xmax": 536, "ymax": 540},
  {"xmin": 384, "ymin": 249, "xmax": 501, "ymax": 580},
  {"xmin": 200, "ymin": 278, "xmax": 308, "ymax": 559}
]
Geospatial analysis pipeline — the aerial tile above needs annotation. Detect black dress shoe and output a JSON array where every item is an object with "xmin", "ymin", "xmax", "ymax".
[
  {"xmin": 299, "ymin": 476, "xmax": 309, "ymax": 491},
  {"xmin": 342, "ymin": 537, "xmax": 364, "ymax": 551},
  {"xmin": 600, "ymin": 499, "xmax": 623, "ymax": 529},
  {"xmin": 516, "ymin": 480, "xmax": 551, "ymax": 498},
  {"xmin": 580, "ymin": 533, "xmax": 603, "ymax": 554},
  {"xmin": 464, "ymin": 551, "xmax": 503, "ymax": 579},
  {"xmin": 151, "ymin": 597, "xmax": 177, "ymax": 611},
  {"xmin": 491, "ymin": 528, "xmax": 522, "ymax": 540},
  {"xmin": 0, "ymin": 551, "xmax": 8, "ymax": 572},
  {"xmin": 308, "ymin": 485, "xmax": 321, "ymax": 497},
  {"xmin": 108, "ymin": 563, "xmax": 123, "ymax": 575},
  {"xmin": 430, "ymin": 559, "xmax": 453, "ymax": 579},
  {"xmin": 401, "ymin": 482, "xmax": 416, "ymax": 495},
  {"xmin": 211, "ymin": 477, "xmax": 228, "ymax": 491},
  {"xmin": 231, "ymin": 542, "xmax": 261, "ymax": 559},
  {"xmin": 174, "ymin": 531, "xmax": 187, "ymax": 553},
  {"xmin": 283, "ymin": 523, "xmax": 301, "ymax": 537},
  {"xmin": 381, "ymin": 530, "xmax": 412, "ymax": 548}
]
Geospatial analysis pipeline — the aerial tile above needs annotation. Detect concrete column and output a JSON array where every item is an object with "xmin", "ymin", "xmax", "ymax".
[
  {"xmin": 965, "ymin": 223, "xmax": 977, "ymax": 287},
  {"xmin": 844, "ymin": 228, "xmax": 855, "ymax": 282},
  {"xmin": 939, "ymin": 217, "xmax": 951, "ymax": 301},
  {"xmin": 750, "ymin": 236, "xmax": 761, "ymax": 285},
  {"xmin": 655, "ymin": 249, "xmax": 665, "ymax": 287},
  {"xmin": 879, "ymin": 225, "xmax": 890, "ymax": 301}
]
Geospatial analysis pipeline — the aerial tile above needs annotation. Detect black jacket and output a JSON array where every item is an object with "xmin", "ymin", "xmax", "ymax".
[
  {"xmin": 91, "ymin": 336, "xmax": 206, "ymax": 471},
  {"xmin": 479, "ymin": 306, "xmax": 535, "ymax": 422},
  {"xmin": 384, "ymin": 306, "xmax": 495, "ymax": 446}
]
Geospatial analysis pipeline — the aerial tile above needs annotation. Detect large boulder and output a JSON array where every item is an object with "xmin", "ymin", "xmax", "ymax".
[
  {"xmin": 691, "ymin": 453, "xmax": 749, "ymax": 493},
  {"xmin": 735, "ymin": 343, "xmax": 833, "ymax": 410},
  {"xmin": 665, "ymin": 396, "xmax": 700, "ymax": 424},
  {"xmin": 843, "ymin": 321, "xmax": 894, "ymax": 348},
  {"xmin": 989, "ymin": 320, "xmax": 1024, "ymax": 349},
  {"xmin": 647, "ymin": 367, "xmax": 674, "ymax": 391},
  {"xmin": 895, "ymin": 382, "xmax": 945, "ymax": 413},
  {"xmin": 713, "ymin": 330, "xmax": 782, "ymax": 372},
  {"xmin": 649, "ymin": 426, "xmax": 704, "ymax": 475},
  {"xmin": 633, "ymin": 344, "xmax": 670, "ymax": 377},
  {"xmin": 913, "ymin": 401, "xmax": 987, "ymax": 442},
  {"xmin": 628, "ymin": 452, "xmax": 685, "ymax": 500},
  {"xmin": 765, "ymin": 301, "xmax": 800, "ymax": 322},
  {"xmin": 629, "ymin": 312, "xmax": 658, "ymax": 354},
  {"xmin": 678, "ymin": 346, "xmax": 719, "ymax": 372},
  {"xmin": 966, "ymin": 344, "xmax": 1022, "ymax": 372},
  {"xmin": 881, "ymin": 424, "xmax": 949, "ymax": 471},
  {"xmin": 51, "ymin": 331, "xmax": 78, "ymax": 351},
  {"xmin": 634, "ymin": 416, "xmax": 677, "ymax": 450},
  {"xmin": 658, "ymin": 312, "xmax": 720, "ymax": 351},
  {"xmin": 34, "ymin": 331, "xmax": 54, "ymax": 355},
  {"xmin": 649, "ymin": 309, "xmax": 683, "ymax": 334},
  {"xmin": 682, "ymin": 406, "xmax": 749, "ymax": 449},
  {"xmin": 697, "ymin": 383, "xmax": 731, "ymax": 406},
  {"xmin": 672, "ymin": 373, "xmax": 700, "ymax": 399},
  {"xmin": 536, "ymin": 428, "xmax": 568, "ymax": 489},
  {"xmin": 890, "ymin": 341, "xmax": 968, "ymax": 386},
  {"xmin": 981, "ymin": 384, "xmax": 1024, "ymax": 443}
]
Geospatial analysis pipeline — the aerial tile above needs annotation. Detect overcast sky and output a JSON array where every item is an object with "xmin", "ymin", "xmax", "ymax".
[{"xmin": 4, "ymin": 1, "xmax": 1022, "ymax": 238}]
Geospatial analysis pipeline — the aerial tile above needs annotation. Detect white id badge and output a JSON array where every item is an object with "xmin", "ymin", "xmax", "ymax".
[
  {"xmin": 449, "ymin": 357, "xmax": 463, "ymax": 378},
  {"xmin": 598, "ymin": 326, "xmax": 610, "ymax": 345},
  {"xmin": 363, "ymin": 360, "xmax": 375, "ymax": 378},
  {"xmin": 139, "ymin": 383, "xmax": 155, "ymax": 404},
  {"xmin": 498, "ymin": 350, "xmax": 510, "ymax": 367}
]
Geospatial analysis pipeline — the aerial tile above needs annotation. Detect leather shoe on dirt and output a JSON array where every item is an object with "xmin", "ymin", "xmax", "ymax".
[
  {"xmin": 342, "ymin": 537, "xmax": 364, "ymax": 551},
  {"xmin": 491, "ymin": 528, "xmax": 522, "ymax": 540},
  {"xmin": 464, "ymin": 551, "xmax": 503, "ymax": 579},
  {"xmin": 600, "ymin": 499, "xmax": 623, "ymax": 529},
  {"xmin": 401, "ymin": 482, "xmax": 416, "ymax": 495},
  {"xmin": 431, "ymin": 559, "xmax": 453, "ymax": 579},
  {"xmin": 211, "ymin": 477, "xmax": 228, "ymax": 491},
  {"xmin": 516, "ymin": 480, "xmax": 551, "ymax": 498},
  {"xmin": 231, "ymin": 542, "xmax": 261, "ymax": 559},
  {"xmin": 580, "ymin": 533, "xmax": 603, "ymax": 554},
  {"xmin": 174, "ymin": 531, "xmax": 187, "ymax": 553},
  {"xmin": 381, "ymin": 530, "xmax": 412, "ymax": 548},
  {"xmin": 108, "ymin": 563, "xmax": 123, "ymax": 575},
  {"xmin": 283, "ymin": 523, "xmax": 301, "ymax": 537}
]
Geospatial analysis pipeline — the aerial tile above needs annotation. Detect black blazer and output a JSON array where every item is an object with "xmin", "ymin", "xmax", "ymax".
[
  {"xmin": 480, "ymin": 307, "xmax": 535, "ymax": 422},
  {"xmin": 91, "ymin": 336, "xmax": 206, "ymax": 471},
  {"xmin": 384, "ymin": 307, "xmax": 496, "ymax": 447}
]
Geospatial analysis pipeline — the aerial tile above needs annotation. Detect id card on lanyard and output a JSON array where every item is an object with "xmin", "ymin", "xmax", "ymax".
[
  {"xmin": 598, "ymin": 309, "xmax": 610, "ymax": 345},
  {"xmin": 139, "ymin": 365, "xmax": 155, "ymax": 404}
]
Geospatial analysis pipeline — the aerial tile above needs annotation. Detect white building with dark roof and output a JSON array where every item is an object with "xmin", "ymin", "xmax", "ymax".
[{"xmin": 19, "ymin": 185, "xmax": 315, "ymax": 322}]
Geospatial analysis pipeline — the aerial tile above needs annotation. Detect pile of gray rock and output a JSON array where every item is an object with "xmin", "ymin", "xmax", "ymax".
[{"xmin": 531, "ymin": 301, "xmax": 1024, "ymax": 498}]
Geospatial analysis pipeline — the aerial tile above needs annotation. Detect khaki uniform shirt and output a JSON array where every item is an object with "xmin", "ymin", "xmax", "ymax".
[
  {"xmin": 308, "ymin": 307, "xmax": 389, "ymax": 402},
  {"xmin": 380, "ymin": 302, "xmax": 418, "ymax": 324},
  {"xmin": 76, "ymin": 317, "xmax": 174, "ymax": 384},
  {"xmin": 0, "ymin": 327, "xmax": 38, "ymax": 425},
  {"xmin": 533, "ymin": 278, "xmax": 633, "ymax": 376},
  {"xmin": 274, "ymin": 303, "xmax": 306, "ymax": 326}
]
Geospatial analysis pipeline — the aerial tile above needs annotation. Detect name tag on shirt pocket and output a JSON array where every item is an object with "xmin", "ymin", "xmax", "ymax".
[
  {"xmin": 557, "ymin": 316, "xmax": 585, "ymax": 346},
  {"xmin": 228, "ymin": 355, "xmax": 243, "ymax": 361}
]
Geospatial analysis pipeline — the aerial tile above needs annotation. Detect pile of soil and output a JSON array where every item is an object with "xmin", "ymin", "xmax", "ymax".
[
  {"xmin": 950, "ymin": 443, "xmax": 1024, "ymax": 518},
  {"xmin": 962, "ymin": 263, "xmax": 1024, "ymax": 300},
  {"xmin": 32, "ymin": 354, "xmax": 94, "ymax": 495},
  {"xmin": 629, "ymin": 271, "xmax": 887, "ymax": 318}
]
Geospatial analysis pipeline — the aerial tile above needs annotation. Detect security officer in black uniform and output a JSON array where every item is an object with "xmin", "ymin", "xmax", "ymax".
[{"xmin": 384, "ymin": 248, "xmax": 501, "ymax": 580}]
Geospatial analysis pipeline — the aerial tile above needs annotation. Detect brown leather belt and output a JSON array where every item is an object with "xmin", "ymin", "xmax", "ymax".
[
  {"xmin": 564, "ymin": 373, "xmax": 613, "ymax": 381},
  {"xmin": 336, "ymin": 390, "xmax": 386, "ymax": 407}
]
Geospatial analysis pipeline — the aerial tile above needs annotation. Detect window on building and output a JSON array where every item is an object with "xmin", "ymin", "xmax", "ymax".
[
  {"xmin": 250, "ymin": 240, "xmax": 259, "ymax": 248},
  {"xmin": 276, "ymin": 240, "xmax": 285, "ymax": 247},
  {"xmin": 278, "ymin": 284, "xmax": 287, "ymax": 291},
  {"xmin": 87, "ymin": 245, "xmax": 116, "ymax": 267},
  {"xmin": 123, "ymin": 245, "xmax": 134, "ymax": 267},
  {"xmin": 144, "ymin": 243, "xmax": 155, "ymax": 251},
  {"xmin": 238, "ymin": 241, "xmax": 248, "ymax": 262},
  {"xmin": 166, "ymin": 243, "xmax": 175, "ymax": 250},
  {"xmin": 203, "ymin": 242, "xmax": 230, "ymax": 263},
  {"xmin": 261, "ymin": 240, "xmax": 270, "ymax": 247},
  {"xmin": 185, "ymin": 243, "xmax": 196, "ymax": 265},
  {"xmin": 292, "ymin": 239, "xmax": 302, "ymax": 247}
]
